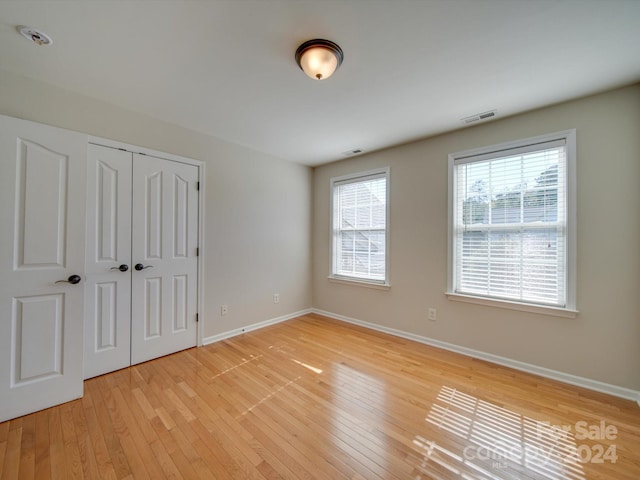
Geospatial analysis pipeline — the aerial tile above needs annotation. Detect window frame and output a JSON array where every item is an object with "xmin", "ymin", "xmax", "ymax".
[
  {"xmin": 329, "ymin": 167, "xmax": 390, "ymax": 288},
  {"xmin": 447, "ymin": 130, "xmax": 578, "ymax": 317}
]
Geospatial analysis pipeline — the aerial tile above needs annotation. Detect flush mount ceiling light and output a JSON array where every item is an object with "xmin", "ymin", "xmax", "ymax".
[
  {"xmin": 17, "ymin": 26, "xmax": 53, "ymax": 46},
  {"xmin": 295, "ymin": 39, "xmax": 343, "ymax": 80}
]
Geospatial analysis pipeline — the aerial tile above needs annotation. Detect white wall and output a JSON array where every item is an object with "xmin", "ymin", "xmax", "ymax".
[
  {"xmin": 313, "ymin": 84, "xmax": 640, "ymax": 392},
  {"xmin": 0, "ymin": 68, "xmax": 312, "ymax": 339}
]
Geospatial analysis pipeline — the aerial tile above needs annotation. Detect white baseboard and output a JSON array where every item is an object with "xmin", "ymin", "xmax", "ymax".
[
  {"xmin": 202, "ymin": 308, "xmax": 313, "ymax": 346},
  {"xmin": 312, "ymin": 308, "xmax": 640, "ymax": 404}
]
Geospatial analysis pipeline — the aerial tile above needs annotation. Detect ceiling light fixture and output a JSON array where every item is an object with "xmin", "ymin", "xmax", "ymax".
[
  {"xmin": 295, "ymin": 39, "xmax": 343, "ymax": 80},
  {"xmin": 17, "ymin": 26, "xmax": 53, "ymax": 46}
]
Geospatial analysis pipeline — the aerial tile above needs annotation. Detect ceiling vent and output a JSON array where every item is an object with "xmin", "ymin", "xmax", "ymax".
[
  {"xmin": 461, "ymin": 109, "xmax": 497, "ymax": 125},
  {"xmin": 342, "ymin": 149, "xmax": 364, "ymax": 157}
]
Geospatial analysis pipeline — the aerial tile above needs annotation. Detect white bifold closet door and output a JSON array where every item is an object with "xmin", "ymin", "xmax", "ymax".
[
  {"xmin": 130, "ymin": 153, "xmax": 199, "ymax": 365},
  {"xmin": 84, "ymin": 144, "xmax": 198, "ymax": 379},
  {"xmin": 84, "ymin": 146, "xmax": 132, "ymax": 378}
]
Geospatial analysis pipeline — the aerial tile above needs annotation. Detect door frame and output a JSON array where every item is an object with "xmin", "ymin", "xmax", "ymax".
[{"xmin": 88, "ymin": 136, "xmax": 206, "ymax": 347}]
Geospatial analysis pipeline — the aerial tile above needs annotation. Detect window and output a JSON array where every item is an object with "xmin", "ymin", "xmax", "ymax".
[
  {"xmin": 331, "ymin": 168, "xmax": 389, "ymax": 285},
  {"xmin": 448, "ymin": 131, "xmax": 576, "ymax": 314}
]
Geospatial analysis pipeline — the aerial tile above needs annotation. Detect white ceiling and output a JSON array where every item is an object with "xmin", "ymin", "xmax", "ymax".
[{"xmin": 1, "ymin": 0, "xmax": 639, "ymax": 166}]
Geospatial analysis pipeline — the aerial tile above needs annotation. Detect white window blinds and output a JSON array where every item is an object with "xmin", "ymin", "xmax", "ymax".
[
  {"xmin": 332, "ymin": 170, "xmax": 388, "ymax": 283},
  {"xmin": 452, "ymin": 139, "xmax": 569, "ymax": 307}
]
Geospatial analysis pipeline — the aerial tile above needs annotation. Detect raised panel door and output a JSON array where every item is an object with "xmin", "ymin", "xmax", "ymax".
[
  {"xmin": 0, "ymin": 114, "xmax": 86, "ymax": 422},
  {"xmin": 83, "ymin": 144, "xmax": 132, "ymax": 379},
  {"xmin": 130, "ymin": 154, "xmax": 198, "ymax": 364}
]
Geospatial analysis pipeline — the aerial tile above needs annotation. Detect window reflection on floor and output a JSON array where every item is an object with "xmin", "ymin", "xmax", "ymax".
[{"xmin": 413, "ymin": 386, "xmax": 586, "ymax": 480}]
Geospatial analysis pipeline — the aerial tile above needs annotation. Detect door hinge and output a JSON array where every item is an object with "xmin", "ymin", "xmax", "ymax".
[
  {"xmin": 196, "ymin": 181, "xmax": 200, "ymax": 191},
  {"xmin": 196, "ymin": 313, "xmax": 199, "ymax": 323},
  {"xmin": 196, "ymin": 247, "xmax": 199, "ymax": 257}
]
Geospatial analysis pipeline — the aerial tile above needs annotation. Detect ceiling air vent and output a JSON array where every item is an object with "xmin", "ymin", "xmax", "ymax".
[
  {"xmin": 461, "ymin": 109, "xmax": 497, "ymax": 125},
  {"xmin": 342, "ymin": 149, "xmax": 364, "ymax": 157}
]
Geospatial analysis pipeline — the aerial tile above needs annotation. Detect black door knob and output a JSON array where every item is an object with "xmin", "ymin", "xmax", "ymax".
[
  {"xmin": 110, "ymin": 264, "xmax": 129, "ymax": 272},
  {"xmin": 134, "ymin": 263, "xmax": 153, "ymax": 271},
  {"xmin": 55, "ymin": 274, "xmax": 82, "ymax": 285}
]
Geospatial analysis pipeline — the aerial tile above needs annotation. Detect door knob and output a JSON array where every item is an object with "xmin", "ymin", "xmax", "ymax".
[
  {"xmin": 110, "ymin": 264, "xmax": 129, "ymax": 272},
  {"xmin": 134, "ymin": 263, "xmax": 153, "ymax": 271},
  {"xmin": 55, "ymin": 274, "xmax": 82, "ymax": 285}
]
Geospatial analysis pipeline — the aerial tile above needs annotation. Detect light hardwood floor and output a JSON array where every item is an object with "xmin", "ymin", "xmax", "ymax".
[{"xmin": 1, "ymin": 313, "xmax": 639, "ymax": 479}]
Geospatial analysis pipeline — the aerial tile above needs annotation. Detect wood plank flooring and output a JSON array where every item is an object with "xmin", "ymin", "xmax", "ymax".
[{"xmin": 1, "ymin": 313, "xmax": 639, "ymax": 479}]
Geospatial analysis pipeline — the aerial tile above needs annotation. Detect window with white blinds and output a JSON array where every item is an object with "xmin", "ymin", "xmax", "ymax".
[
  {"xmin": 331, "ymin": 169, "xmax": 389, "ymax": 284},
  {"xmin": 448, "ymin": 131, "xmax": 576, "ymax": 310}
]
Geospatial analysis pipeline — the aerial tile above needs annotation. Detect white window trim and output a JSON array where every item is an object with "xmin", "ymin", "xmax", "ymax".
[
  {"xmin": 328, "ymin": 276, "xmax": 391, "ymax": 290},
  {"xmin": 447, "ymin": 130, "xmax": 577, "ymax": 317},
  {"xmin": 329, "ymin": 167, "xmax": 391, "ymax": 287}
]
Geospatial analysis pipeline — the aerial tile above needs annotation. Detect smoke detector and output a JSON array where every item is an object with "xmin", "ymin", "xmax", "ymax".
[
  {"xmin": 17, "ymin": 26, "xmax": 53, "ymax": 46},
  {"xmin": 461, "ymin": 109, "xmax": 497, "ymax": 125}
]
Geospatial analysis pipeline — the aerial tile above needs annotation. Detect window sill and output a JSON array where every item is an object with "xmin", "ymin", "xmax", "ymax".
[
  {"xmin": 328, "ymin": 276, "xmax": 391, "ymax": 291},
  {"xmin": 445, "ymin": 292, "xmax": 578, "ymax": 318}
]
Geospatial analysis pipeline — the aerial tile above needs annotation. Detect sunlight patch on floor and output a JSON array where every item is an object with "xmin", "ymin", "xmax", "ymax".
[
  {"xmin": 291, "ymin": 358, "xmax": 323, "ymax": 374},
  {"xmin": 412, "ymin": 386, "xmax": 586, "ymax": 480}
]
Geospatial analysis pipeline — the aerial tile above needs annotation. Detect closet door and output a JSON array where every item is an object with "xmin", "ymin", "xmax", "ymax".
[
  {"xmin": 0, "ymin": 115, "xmax": 87, "ymax": 422},
  {"xmin": 84, "ymin": 144, "xmax": 132, "ymax": 379},
  {"xmin": 130, "ymin": 154, "xmax": 198, "ymax": 365}
]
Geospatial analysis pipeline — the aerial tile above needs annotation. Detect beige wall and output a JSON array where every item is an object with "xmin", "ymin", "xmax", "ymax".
[
  {"xmin": 0, "ymin": 68, "xmax": 312, "ymax": 339},
  {"xmin": 313, "ymin": 84, "xmax": 640, "ymax": 391}
]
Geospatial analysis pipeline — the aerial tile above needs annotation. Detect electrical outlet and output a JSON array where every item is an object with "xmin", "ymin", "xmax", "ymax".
[
  {"xmin": 221, "ymin": 304, "xmax": 228, "ymax": 316},
  {"xmin": 428, "ymin": 308, "xmax": 437, "ymax": 321},
  {"xmin": 273, "ymin": 293, "xmax": 280, "ymax": 304}
]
